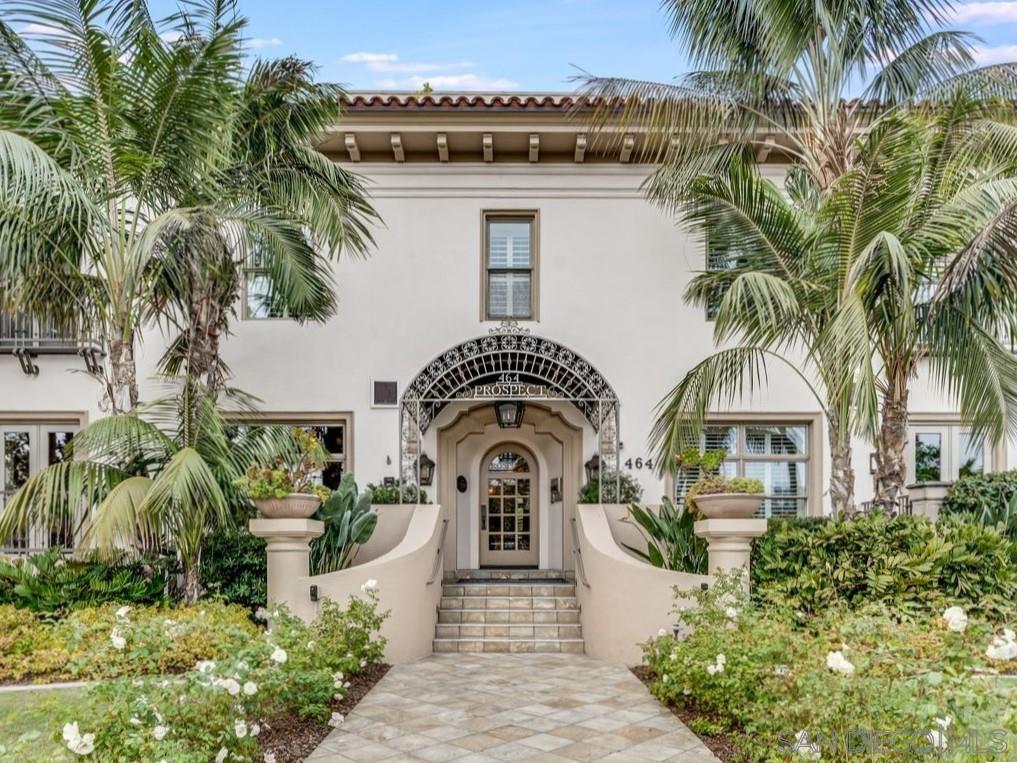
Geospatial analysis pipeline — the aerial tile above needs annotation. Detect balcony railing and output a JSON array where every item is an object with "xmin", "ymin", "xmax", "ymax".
[{"xmin": 0, "ymin": 313, "xmax": 103, "ymax": 374}]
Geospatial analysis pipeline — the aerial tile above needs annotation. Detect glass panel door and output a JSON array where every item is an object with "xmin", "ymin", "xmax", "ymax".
[{"xmin": 480, "ymin": 448, "xmax": 538, "ymax": 566}]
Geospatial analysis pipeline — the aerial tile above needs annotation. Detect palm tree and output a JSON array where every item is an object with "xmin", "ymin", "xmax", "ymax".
[
  {"xmin": 153, "ymin": 56, "xmax": 376, "ymax": 388},
  {"xmin": 577, "ymin": 0, "xmax": 1017, "ymax": 509},
  {"xmin": 0, "ymin": 378, "xmax": 296, "ymax": 601},
  {"xmin": 0, "ymin": 0, "xmax": 375, "ymax": 406},
  {"xmin": 650, "ymin": 157, "xmax": 869, "ymax": 512},
  {"xmin": 825, "ymin": 101, "xmax": 1017, "ymax": 505},
  {"xmin": 653, "ymin": 105, "xmax": 1017, "ymax": 513}
]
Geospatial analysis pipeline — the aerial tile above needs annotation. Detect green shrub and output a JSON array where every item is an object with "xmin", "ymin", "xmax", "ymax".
[
  {"xmin": 0, "ymin": 605, "xmax": 67, "ymax": 682},
  {"xmin": 578, "ymin": 470, "xmax": 643, "ymax": 504},
  {"xmin": 751, "ymin": 512, "xmax": 1017, "ymax": 619},
  {"xmin": 0, "ymin": 549, "xmax": 171, "ymax": 614},
  {"xmin": 367, "ymin": 482, "xmax": 429, "ymax": 504},
  {"xmin": 199, "ymin": 527, "xmax": 267, "ymax": 610},
  {"xmin": 644, "ymin": 576, "xmax": 1017, "ymax": 761},
  {"xmin": 942, "ymin": 469, "xmax": 1017, "ymax": 517},
  {"xmin": 56, "ymin": 591, "xmax": 388, "ymax": 761}
]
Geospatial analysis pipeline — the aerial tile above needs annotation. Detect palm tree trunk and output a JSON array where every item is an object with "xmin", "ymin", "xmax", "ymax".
[
  {"xmin": 181, "ymin": 559, "xmax": 202, "ymax": 603},
  {"xmin": 186, "ymin": 288, "xmax": 225, "ymax": 388},
  {"xmin": 874, "ymin": 387, "xmax": 909, "ymax": 508},
  {"xmin": 107, "ymin": 333, "xmax": 139, "ymax": 413},
  {"xmin": 827, "ymin": 412, "xmax": 855, "ymax": 514}
]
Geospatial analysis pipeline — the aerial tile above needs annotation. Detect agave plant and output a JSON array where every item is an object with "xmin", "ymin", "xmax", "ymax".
[
  {"xmin": 623, "ymin": 498, "xmax": 708, "ymax": 574},
  {"xmin": 0, "ymin": 379, "xmax": 297, "ymax": 601},
  {"xmin": 310, "ymin": 475, "xmax": 378, "ymax": 574}
]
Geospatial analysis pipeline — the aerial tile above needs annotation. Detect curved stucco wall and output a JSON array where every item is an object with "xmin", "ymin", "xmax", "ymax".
[
  {"xmin": 575, "ymin": 504, "xmax": 712, "ymax": 665},
  {"xmin": 303, "ymin": 504, "xmax": 445, "ymax": 664}
]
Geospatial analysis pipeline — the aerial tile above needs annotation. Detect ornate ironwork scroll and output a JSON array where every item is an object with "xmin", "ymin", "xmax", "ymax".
[{"xmin": 398, "ymin": 322, "xmax": 621, "ymax": 501}]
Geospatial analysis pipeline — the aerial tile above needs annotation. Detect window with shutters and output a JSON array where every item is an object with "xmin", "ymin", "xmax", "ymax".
[
  {"xmin": 674, "ymin": 423, "xmax": 811, "ymax": 518},
  {"xmin": 482, "ymin": 212, "xmax": 538, "ymax": 321}
]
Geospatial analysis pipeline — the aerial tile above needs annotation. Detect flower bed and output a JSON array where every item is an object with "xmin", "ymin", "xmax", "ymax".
[
  {"xmin": 643, "ymin": 576, "xmax": 1017, "ymax": 762},
  {"xmin": 1, "ymin": 584, "xmax": 389, "ymax": 760}
]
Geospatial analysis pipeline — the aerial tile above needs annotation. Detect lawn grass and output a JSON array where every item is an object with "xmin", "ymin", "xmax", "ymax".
[{"xmin": 0, "ymin": 687, "xmax": 93, "ymax": 761}]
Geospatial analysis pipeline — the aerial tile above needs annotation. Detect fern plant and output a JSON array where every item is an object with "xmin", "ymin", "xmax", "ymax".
[
  {"xmin": 0, "ymin": 549, "xmax": 170, "ymax": 614},
  {"xmin": 310, "ymin": 476, "xmax": 378, "ymax": 574}
]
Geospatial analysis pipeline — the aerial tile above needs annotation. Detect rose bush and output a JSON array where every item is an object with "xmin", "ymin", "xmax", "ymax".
[
  {"xmin": 645, "ymin": 575, "xmax": 1017, "ymax": 761},
  {"xmin": 45, "ymin": 588, "xmax": 388, "ymax": 760}
]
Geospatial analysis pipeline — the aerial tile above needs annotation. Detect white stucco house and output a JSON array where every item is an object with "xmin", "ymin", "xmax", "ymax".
[{"xmin": 0, "ymin": 92, "xmax": 1005, "ymax": 571}]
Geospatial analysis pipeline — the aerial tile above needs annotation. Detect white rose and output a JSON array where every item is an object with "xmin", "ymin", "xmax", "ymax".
[
  {"xmin": 724, "ymin": 606, "xmax": 740, "ymax": 620},
  {"xmin": 250, "ymin": 723, "xmax": 261, "ymax": 737},
  {"xmin": 657, "ymin": 628, "xmax": 668, "ymax": 638},
  {"xmin": 986, "ymin": 634, "xmax": 1017, "ymax": 661},
  {"xmin": 234, "ymin": 719, "xmax": 248, "ymax": 738},
  {"xmin": 153, "ymin": 724, "xmax": 169, "ymax": 741},
  {"xmin": 62, "ymin": 722, "xmax": 80, "ymax": 743},
  {"xmin": 264, "ymin": 754, "xmax": 276, "ymax": 763},
  {"xmin": 215, "ymin": 747, "xmax": 228, "ymax": 763},
  {"xmin": 110, "ymin": 629, "xmax": 126, "ymax": 651},
  {"xmin": 942, "ymin": 607, "xmax": 968, "ymax": 633},
  {"xmin": 254, "ymin": 607, "xmax": 270, "ymax": 621},
  {"xmin": 115, "ymin": 605, "xmax": 131, "ymax": 620},
  {"xmin": 825, "ymin": 650, "xmax": 855, "ymax": 675},
  {"xmin": 270, "ymin": 646, "xmax": 288, "ymax": 664},
  {"xmin": 243, "ymin": 681, "xmax": 258, "ymax": 696},
  {"xmin": 328, "ymin": 712, "xmax": 345, "ymax": 728},
  {"xmin": 361, "ymin": 579, "xmax": 378, "ymax": 592},
  {"xmin": 221, "ymin": 678, "xmax": 241, "ymax": 696},
  {"xmin": 67, "ymin": 733, "xmax": 95, "ymax": 756},
  {"xmin": 195, "ymin": 660, "xmax": 216, "ymax": 673}
]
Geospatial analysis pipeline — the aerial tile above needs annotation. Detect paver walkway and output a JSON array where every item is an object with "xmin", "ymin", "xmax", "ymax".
[{"xmin": 307, "ymin": 653, "xmax": 719, "ymax": 762}]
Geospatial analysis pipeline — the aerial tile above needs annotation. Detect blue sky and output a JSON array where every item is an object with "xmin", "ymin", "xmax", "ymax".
[{"xmin": 160, "ymin": 0, "xmax": 1017, "ymax": 92}]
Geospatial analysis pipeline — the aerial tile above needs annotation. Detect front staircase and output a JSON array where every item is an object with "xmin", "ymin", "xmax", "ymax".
[{"xmin": 434, "ymin": 570, "xmax": 584, "ymax": 654}]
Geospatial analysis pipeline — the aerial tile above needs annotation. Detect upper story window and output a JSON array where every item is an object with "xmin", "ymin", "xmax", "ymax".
[
  {"xmin": 483, "ymin": 212, "xmax": 538, "ymax": 321},
  {"xmin": 705, "ymin": 237, "xmax": 738, "ymax": 321},
  {"xmin": 243, "ymin": 246, "xmax": 286, "ymax": 320}
]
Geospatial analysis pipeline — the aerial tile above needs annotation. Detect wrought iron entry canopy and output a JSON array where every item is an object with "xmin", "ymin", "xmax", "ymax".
[{"xmin": 399, "ymin": 321, "xmax": 621, "ymax": 503}]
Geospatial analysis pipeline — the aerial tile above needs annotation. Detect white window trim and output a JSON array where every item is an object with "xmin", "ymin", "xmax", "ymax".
[
  {"xmin": 481, "ymin": 210, "xmax": 540, "ymax": 322},
  {"xmin": 905, "ymin": 414, "xmax": 1004, "ymax": 484}
]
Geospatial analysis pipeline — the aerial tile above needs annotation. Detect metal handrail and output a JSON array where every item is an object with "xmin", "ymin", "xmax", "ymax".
[
  {"xmin": 426, "ymin": 518, "xmax": 450, "ymax": 585},
  {"xmin": 569, "ymin": 517, "xmax": 591, "ymax": 589}
]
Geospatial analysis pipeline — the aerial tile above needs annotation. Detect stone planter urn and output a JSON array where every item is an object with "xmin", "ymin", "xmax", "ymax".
[
  {"xmin": 254, "ymin": 493, "xmax": 321, "ymax": 519},
  {"xmin": 694, "ymin": 493, "xmax": 763, "ymax": 519}
]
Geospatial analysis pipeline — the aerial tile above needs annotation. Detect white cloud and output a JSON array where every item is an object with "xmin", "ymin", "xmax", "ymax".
[
  {"xmin": 341, "ymin": 52, "xmax": 473, "ymax": 73},
  {"xmin": 18, "ymin": 23, "xmax": 69, "ymax": 37},
  {"xmin": 341, "ymin": 52, "xmax": 399, "ymax": 64},
  {"xmin": 248, "ymin": 37, "xmax": 282, "ymax": 49},
  {"xmin": 972, "ymin": 43, "xmax": 1017, "ymax": 64},
  {"xmin": 377, "ymin": 73, "xmax": 519, "ymax": 91},
  {"xmin": 947, "ymin": 2, "xmax": 1017, "ymax": 23}
]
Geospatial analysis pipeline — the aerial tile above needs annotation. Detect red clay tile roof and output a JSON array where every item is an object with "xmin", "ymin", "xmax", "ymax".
[{"xmin": 343, "ymin": 92, "xmax": 582, "ymax": 111}]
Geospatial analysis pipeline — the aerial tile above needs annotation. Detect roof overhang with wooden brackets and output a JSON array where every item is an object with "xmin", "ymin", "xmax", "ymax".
[{"xmin": 317, "ymin": 91, "xmax": 794, "ymax": 166}]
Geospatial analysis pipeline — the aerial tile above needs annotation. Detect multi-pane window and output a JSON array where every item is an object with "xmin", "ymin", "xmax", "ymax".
[
  {"xmin": 675, "ymin": 423, "xmax": 810, "ymax": 518},
  {"xmin": 227, "ymin": 418, "xmax": 349, "ymax": 490},
  {"xmin": 243, "ymin": 247, "xmax": 286, "ymax": 319},
  {"xmin": 908, "ymin": 424, "xmax": 990, "ymax": 483},
  {"xmin": 484, "ymin": 213, "xmax": 536, "ymax": 320},
  {"xmin": 1, "ymin": 423, "xmax": 79, "ymax": 553},
  {"xmin": 705, "ymin": 238, "xmax": 738, "ymax": 320}
]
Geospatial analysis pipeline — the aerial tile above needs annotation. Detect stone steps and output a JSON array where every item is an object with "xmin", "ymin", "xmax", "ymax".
[{"xmin": 434, "ymin": 570, "xmax": 584, "ymax": 654}]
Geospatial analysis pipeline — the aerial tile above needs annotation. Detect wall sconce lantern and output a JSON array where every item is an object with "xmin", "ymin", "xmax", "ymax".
[
  {"xmin": 494, "ymin": 400, "xmax": 525, "ymax": 429},
  {"xmin": 416, "ymin": 452, "xmax": 435, "ymax": 486},
  {"xmin": 584, "ymin": 453, "xmax": 601, "ymax": 483}
]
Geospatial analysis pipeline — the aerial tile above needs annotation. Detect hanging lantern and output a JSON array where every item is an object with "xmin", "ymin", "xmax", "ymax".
[{"xmin": 494, "ymin": 400, "xmax": 525, "ymax": 429}]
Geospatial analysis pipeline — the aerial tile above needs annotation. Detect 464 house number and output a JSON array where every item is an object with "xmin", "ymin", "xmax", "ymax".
[{"xmin": 624, "ymin": 458, "xmax": 654, "ymax": 470}]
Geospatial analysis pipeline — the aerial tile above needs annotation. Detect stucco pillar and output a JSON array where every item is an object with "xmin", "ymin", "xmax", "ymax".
[
  {"xmin": 693, "ymin": 518, "xmax": 768, "ymax": 581},
  {"xmin": 906, "ymin": 482, "xmax": 951, "ymax": 522},
  {"xmin": 249, "ymin": 518, "xmax": 324, "ymax": 622}
]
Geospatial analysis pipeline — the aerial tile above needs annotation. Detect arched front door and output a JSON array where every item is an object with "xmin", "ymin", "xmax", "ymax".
[{"xmin": 480, "ymin": 447, "xmax": 538, "ymax": 567}]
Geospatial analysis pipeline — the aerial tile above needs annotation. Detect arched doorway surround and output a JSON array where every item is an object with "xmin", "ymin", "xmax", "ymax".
[
  {"xmin": 435, "ymin": 403, "xmax": 583, "ymax": 571},
  {"xmin": 399, "ymin": 321, "xmax": 620, "ymax": 504}
]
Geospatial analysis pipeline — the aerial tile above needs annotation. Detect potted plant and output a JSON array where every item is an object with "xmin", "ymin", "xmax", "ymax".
[
  {"xmin": 686, "ymin": 475, "xmax": 765, "ymax": 519},
  {"xmin": 235, "ymin": 429, "xmax": 331, "ymax": 519}
]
